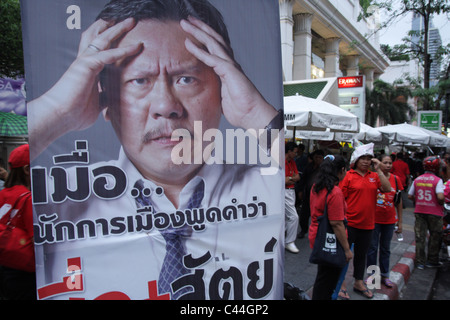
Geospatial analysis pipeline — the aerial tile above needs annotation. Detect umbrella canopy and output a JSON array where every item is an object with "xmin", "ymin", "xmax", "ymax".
[
  {"xmin": 416, "ymin": 126, "xmax": 449, "ymax": 147},
  {"xmin": 284, "ymin": 129, "xmax": 355, "ymax": 142},
  {"xmin": 284, "ymin": 95, "xmax": 359, "ymax": 133},
  {"xmin": 354, "ymin": 123, "xmax": 383, "ymax": 142},
  {"xmin": 0, "ymin": 112, "xmax": 28, "ymax": 136},
  {"xmin": 376, "ymin": 123, "xmax": 449, "ymax": 147},
  {"xmin": 285, "ymin": 129, "xmax": 333, "ymax": 141}
]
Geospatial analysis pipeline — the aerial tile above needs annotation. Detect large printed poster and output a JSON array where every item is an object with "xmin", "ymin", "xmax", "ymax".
[{"xmin": 21, "ymin": 0, "xmax": 285, "ymax": 300}]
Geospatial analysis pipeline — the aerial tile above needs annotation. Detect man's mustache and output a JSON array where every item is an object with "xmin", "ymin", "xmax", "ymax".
[{"xmin": 142, "ymin": 124, "xmax": 193, "ymax": 144}]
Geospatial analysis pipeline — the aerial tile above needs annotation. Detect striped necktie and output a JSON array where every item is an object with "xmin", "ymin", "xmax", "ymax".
[{"xmin": 133, "ymin": 179, "xmax": 204, "ymax": 299}]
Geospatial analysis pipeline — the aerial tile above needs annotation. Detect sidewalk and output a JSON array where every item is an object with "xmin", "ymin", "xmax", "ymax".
[{"xmin": 284, "ymin": 204, "xmax": 434, "ymax": 300}]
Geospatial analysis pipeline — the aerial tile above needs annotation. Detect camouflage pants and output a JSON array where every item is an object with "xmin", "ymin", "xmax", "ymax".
[{"xmin": 414, "ymin": 213, "xmax": 443, "ymax": 265}]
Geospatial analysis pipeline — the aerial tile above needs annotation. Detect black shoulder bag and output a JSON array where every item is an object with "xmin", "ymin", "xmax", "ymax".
[
  {"xmin": 393, "ymin": 175, "xmax": 402, "ymax": 206},
  {"xmin": 309, "ymin": 191, "xmax": 347, "ymax": 268}
]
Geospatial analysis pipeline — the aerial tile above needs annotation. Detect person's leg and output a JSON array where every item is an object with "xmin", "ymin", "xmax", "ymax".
[
  {"xmin": 338, "ymin": 226, "xmax": 357, "ymax": 299},
  {"xmin": 379, "ymin": 223, "xmax": 395, "ymax": 277},
  {"xmin": 0, "ymin": 267, "xmax": 36, "ymax": 300},
  {"xmin": 427, "ymin": 214, "xmax": 443, "ymax": 266},
  {"xmin": 414, "ymin": 213, "xmax": 427, "ymax": 267},
  {"xmin": 312, "ymin": 264, "xmax": 342, "ymax": 300},
  {"xmin": 285, "ymin": 189, "xmax": 299, "ymax": 251},
  {"xmin": 298, "ymin": 204, "xmax": 310, "ymax": 237},
  {"xmin": 353, "ymin": 228, "xmax": 373, "ymax": 281},
  {"xmin": 367, "ymin": 224, "xmax": 381, "ymax": 272},
  {"xmin": 352, "ymin": 228, "xmax": 374, "ymax": 298}
]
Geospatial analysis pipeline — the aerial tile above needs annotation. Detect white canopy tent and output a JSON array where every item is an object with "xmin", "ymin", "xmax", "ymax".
[
  {"xmin": 284, "ymin": 129, "xmax": 355, "ymax": 142},
  {"xmin": 376, "ymin": 123, "xmax": 449, "ymax": 147},
  {"xmin": 284, "ymin": 95, "xmax": 360, "ymax": 133},
  {"xmin": 354, "ymin": 123, "xmax": 383, "ymax": 142}
]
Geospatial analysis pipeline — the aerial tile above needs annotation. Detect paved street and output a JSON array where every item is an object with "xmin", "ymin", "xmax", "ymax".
[{"xmin": 284, "ymin": 195, "xmax": 449, "ymax": 300}]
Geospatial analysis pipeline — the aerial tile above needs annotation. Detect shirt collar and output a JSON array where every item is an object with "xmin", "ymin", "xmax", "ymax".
[{"xmin": 117, "ymin": 147, "xmax": 210, "ymax": 209}]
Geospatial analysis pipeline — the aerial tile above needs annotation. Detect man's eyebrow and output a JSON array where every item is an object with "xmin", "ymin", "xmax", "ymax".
[
  {"xmin": 167, "ymin": 63, "xmax": 205, "ymax": 76},
  {"xmin": 122, "ymin": 62, "xmax": 205, "ymax": 79}
]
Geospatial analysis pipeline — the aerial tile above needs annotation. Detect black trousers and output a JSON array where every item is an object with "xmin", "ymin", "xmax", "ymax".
[
  {"xmin": 312, "ymin": 264, "xmax": 343, "ymax": 300},
  {"xmin": 0, "ymin": 266, "xmax": 36, "ymax": 300},
  {"xmin": 347, "ymin": 226, "xmax": 373, "ymax": 281}
]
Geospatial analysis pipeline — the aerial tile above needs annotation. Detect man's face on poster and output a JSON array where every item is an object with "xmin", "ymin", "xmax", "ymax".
[{"xmin": 104, "ymin": 19, "xmax": 222, "ymax": 183}]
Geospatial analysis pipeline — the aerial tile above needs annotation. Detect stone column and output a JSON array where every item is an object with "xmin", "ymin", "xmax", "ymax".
[
  {"xmin": 346, "ymin": 55, "xmax": 360, "ymax": 76},
  {"xmin": 293, "ymin": 13, "xmax": 313, "ymax": 80},
  {"xmin": 364, "ymin": 68, "xmax": 375, "ymax": 90},
  {"xmin": 279, "ymin": 0, "xmax": 294, "ymax": 81},
  {"xmin": 324, "ymin": 37, "xmax": 341, "ymax": 78}
]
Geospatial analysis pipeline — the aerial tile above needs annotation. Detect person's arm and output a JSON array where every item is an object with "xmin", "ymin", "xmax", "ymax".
[
  {"xmin": 395, "ymin": 198, "xmax": 403, "ymax": 233},
  {"xmin": 437, "ymin": 193, "xmax": 445, "ymax": 205},
  {"xmin": 28, "ymin": 18, "xmax": 143, "ymax": 160},
  {"xmin": 372, "ymin": 158, "xmax": 391, "ymax": 193},
  {"xmin": 436, "ymin": 179, "xmax": 445, "ymax": 205},
  {"xmin": 285, "ymin": 172, "xmax": 299, "ymax": 187},
  {"xmin": 408, "ymin": 181, "xmax": 415, "ymax": 201}
]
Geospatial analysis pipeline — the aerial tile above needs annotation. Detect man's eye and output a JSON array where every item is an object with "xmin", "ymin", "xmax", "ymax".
[
  {"xmin": 177, "ymin": 76, "xmax": 196, "ymax": 85},
  {"xmin": 131, "ymin": 78, "xmax": 148, "ymax": 86}
]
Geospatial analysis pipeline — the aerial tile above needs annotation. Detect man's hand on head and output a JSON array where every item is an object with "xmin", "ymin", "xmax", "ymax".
[{"xmin": 180, "ymin": 17, "xmax": 277, "ymax": 131}]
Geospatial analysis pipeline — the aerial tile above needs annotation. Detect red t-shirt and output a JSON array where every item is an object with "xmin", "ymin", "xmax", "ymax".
[
  {"xmin": 391, "ymin": 160, "xmax": 410, "ymax": 187},
  {"xmin": 375, "ymin": 174, "xmax": 403, "ymax": 224},
  {"xmin": 0, "ymin": 185, "xmax": 33, "ymax": 237},
  {"xmin": 285, "ymin": 158, "xmax": 298, "ymax": 189},
  {"xmin": 309, "ymin": 186, "xmax": 347, "ymax": 248},
  {"xmin": 339, "ymin": 169, "xmax": 381, "ymax": 230}
]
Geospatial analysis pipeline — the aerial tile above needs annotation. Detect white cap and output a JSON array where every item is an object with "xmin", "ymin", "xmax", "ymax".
[{"xmin": 350, "ymin": 143, "xmax": 374, "ymax": 165}]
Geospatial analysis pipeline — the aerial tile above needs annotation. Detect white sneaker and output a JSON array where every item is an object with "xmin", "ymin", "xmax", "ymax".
[{"xmin": 286, "ymin": 242, "xmax": 299, "ymax": 253}]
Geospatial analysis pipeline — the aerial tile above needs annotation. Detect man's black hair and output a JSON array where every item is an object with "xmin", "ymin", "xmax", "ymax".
[
  {"xmin": 285, "ymin": 142, "xmax": 297, "ymax": 154},
  {"xmin": 97, "ymin": 0, "xmax": 231, "ymax": 49}
]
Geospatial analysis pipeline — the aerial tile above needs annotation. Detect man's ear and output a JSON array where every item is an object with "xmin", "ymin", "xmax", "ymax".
[
  {"xmin": 102, "ymin": 107, "xmax": 111, "ymax": 122},
  {"xmin": 99, "ymin": 87, "xmax": 111, "ymax": 122},
  {"xmin": 23, "ymin": 165, "xmax": 30, "ymax": 176}
]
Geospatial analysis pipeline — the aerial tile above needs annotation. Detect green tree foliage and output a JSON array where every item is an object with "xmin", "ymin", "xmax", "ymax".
[
  {"xmin": 0, "ymin": 0, "xmax": 23, "ymax": 78},
  {"xmin": 365, "ymin": 79, "xmax": 415, "ymax": 126},
  {"xmin": 361, "ymin": 0, "xmax": 450, "ymax": 110}
]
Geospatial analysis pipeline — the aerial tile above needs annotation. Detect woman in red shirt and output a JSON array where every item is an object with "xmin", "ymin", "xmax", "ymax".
[
  {"xmin": 367, "ymin": 154, "xmax": 403, "ymax": 288},
  {"xmin": 338, "ymin": 143, "xmax": 391, "ymax": 299},
  {"xmin": 309, "ymin": 154, "xmax": 352, "ymax": 300},
  {"xmin": 0, "ymin": 144, "xmax": 35, "ymax": 300}
]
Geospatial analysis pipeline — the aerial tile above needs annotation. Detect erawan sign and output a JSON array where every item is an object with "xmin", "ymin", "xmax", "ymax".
[
  {"xmin": 338, "ymin": 76, "xmax": 366, "ymax": 123},
  {"xmin": 338, "ymin": 76, "xmax": 364, "ymax": 89}
]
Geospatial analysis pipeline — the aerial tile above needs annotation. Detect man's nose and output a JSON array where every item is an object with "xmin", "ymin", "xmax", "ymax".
[{"xmin": 149, "ymin": 81, "xmax": 184, "ymax": 119}]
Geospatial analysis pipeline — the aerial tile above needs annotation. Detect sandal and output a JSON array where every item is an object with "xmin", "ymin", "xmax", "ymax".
[
  {"xmin": 382, "ymin": 277, "xmax": 394, "ymax": 288},
  {"xmin": 353, "ymin": 287, "xmax": 373, "ymax": 299},
  {"xmin": 337, "ymin": 289, "xmax": 350, "ymax": 300}
]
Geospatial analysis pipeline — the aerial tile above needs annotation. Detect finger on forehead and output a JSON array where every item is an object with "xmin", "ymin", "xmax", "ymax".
[
  {"xmin": 186, "ymin": 16, "xmax": 227, "ymax": 48},
  {"xmin": 88, "ymin": 19, "xmax": 114, "ymax": 36},
  {"xmin": 180, "ymin": 19, "xmax": 230, "ymax": 62},
  {"xmin": 87, "ymin": 18, "xmax": 136, "ymax": 51}
]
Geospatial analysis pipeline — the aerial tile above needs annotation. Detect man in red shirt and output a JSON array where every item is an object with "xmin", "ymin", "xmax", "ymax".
[
  {"xmin": 391, "ymin": 152, "xmax": 410, "ymax": 188},
  {"xmin": 285, "ymin": 142, "xmax": 300, "ymax": 253},
  {"xmin": 391, "ymin": 152, "xmax": 410, "ymax": 208}
]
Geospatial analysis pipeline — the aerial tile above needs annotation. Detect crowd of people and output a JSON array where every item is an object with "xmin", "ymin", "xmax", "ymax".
[{"xmin": 285, "ymin": 141, "xmax": 450, "ymax": 300}]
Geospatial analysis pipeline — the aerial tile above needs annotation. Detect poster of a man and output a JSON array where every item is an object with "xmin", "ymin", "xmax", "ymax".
[{"xmin": 21, "ymin": 0, "xmax": 284, "ymax": 300}]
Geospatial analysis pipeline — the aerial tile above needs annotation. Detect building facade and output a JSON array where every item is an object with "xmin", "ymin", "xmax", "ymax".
[
  {"xmin": 411, "ymin": 12, "xmax": 443, "ymax": 86},
  {"xmin": 279, "ymin": 0, "xmax": 390, "ymax": 90}
]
